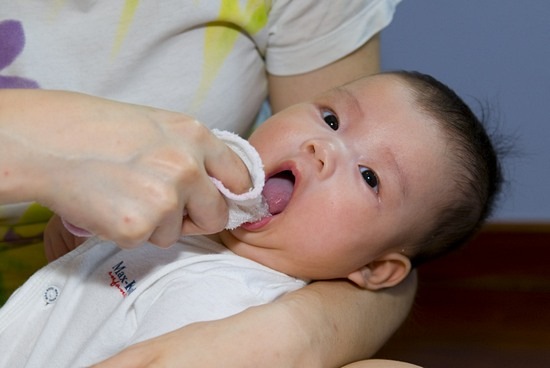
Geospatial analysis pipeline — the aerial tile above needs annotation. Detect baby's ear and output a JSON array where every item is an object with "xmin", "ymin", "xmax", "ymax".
[{"xmin": 347, "ymin": 252, "xmax": 411, "ymax": 290}]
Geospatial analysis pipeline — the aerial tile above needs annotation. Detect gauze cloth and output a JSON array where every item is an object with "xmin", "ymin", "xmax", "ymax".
[{"xmin": 62, "ymin": 129, "xmax": 269, "ymax": 237}]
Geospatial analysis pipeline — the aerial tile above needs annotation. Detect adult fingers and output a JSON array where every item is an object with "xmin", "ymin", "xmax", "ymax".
[
  {"xmin": 180, "ymin": 181, "xmax": 229, "ymax": 235},
  {"xmin": 204, "ymin": 132, "xmax": 252, "ymax": 195},
  {"xmin": 147, "ymin": 209, "xmax": 185, "ymax": 248}
]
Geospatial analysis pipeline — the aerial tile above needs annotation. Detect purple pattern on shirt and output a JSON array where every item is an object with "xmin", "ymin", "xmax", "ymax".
[{"xmin": 0, "ymin": 19, "xmax": 39, "ymax": 88}]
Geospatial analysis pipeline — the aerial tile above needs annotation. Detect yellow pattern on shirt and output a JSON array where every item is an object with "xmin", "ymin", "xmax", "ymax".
[{"xmin": 192, "ymin": 0, "xmax": 270, "ymax": 110}]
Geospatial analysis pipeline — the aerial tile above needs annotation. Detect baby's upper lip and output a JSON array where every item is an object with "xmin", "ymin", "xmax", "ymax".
[{"xmin": 266, "ymin": 161, "xmax": 298, "ymax": 182}]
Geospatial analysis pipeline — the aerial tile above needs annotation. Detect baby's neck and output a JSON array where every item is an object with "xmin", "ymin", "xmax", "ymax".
[{"xmin": 204, "ymin": 233, "xmax": 223, "ymax": 244}]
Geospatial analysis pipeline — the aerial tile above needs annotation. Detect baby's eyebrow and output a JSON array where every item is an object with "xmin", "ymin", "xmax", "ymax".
[
  {"xmin": 382, "ymin": 146, "xmax": 407, "ymax": 200},
  {"xmin": 332, "ymin": 86, "xmax": 364, "ymax": 122}
]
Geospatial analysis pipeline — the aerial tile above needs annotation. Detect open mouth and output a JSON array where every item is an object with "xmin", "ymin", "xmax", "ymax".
[{"xmin": 262, "ymin": 170, "xmax": 295, "ymax": 215}]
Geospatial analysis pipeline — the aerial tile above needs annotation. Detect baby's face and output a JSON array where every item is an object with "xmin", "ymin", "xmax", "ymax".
[{"xmin": 221, "ymin": 74, "xmax": 452, "ymax": 281}]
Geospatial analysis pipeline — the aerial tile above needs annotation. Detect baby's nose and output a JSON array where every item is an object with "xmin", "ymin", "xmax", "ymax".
[{"xmin": 302, "ymin": 139, "xmax": 337, "ymax": 178}]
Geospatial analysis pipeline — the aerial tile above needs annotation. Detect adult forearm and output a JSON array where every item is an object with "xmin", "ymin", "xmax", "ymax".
[
  {"xmin": 0, "ymin": 89, "xmax": 48, "ymax": 204},
  {"xmin": 268, "ymin": 35, "xmax": 381, "ymax": 113},
  {"xmin": 92, "ymin": 273, "xmax": 417, "ymax": 368},
  {"xmin": 277, "ymin": 272, "xmax": 417, "ymax": 367}
]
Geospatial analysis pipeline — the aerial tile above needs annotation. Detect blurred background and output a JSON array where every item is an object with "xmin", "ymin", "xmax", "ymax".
[
  {"xmin": 381, "ymin": 0, "xmax": 550, "ymax": 223},
  {"xmin": 376, "ymin": 1, "xmax": 550, "ymax": 367}
]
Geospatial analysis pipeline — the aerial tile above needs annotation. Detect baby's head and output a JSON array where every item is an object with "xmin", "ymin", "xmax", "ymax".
[
  {"xmin": 391, "ymin": 71, "xmax": 502, "ymax": 268},
  {"xmin": 221, "ymin": 71, "xmax": 502, "ymax": 290}
]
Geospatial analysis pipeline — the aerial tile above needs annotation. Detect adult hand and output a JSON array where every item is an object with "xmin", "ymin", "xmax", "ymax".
[{"xmin": 1, "ymin": 89, "xmax": 251, "ymax": 248}]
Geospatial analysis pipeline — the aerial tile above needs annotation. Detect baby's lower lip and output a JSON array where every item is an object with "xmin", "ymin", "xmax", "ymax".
[{"xmin": 240, "ymin": 215, "xmax": 273, "ymax": 231}]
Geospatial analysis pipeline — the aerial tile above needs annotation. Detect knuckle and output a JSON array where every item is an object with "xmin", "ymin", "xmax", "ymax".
[
  {"xmin": 112, "ymin": 216, "xmax": 150, "ymax": 248},
  {"xmin": 185, "ymin": 118, "xmax": 211, "ymax": 141},
  {"xmin": 170, "ymin": 115, "xmax": 210, "ymax": 142},
  {"xmin": 151, "ymin": 188, "xmax": 181, "ymax": 215},
  {"xmin": 140, "ymin": 180, "xmax": 179, "ymax": 209},
  {"xmin": 177, "ymin": 158, "xmax": 202, "ymax": 182}
]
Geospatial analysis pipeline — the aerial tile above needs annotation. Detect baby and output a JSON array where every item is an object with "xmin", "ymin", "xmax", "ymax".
[{"xmin": 0, "ymin": 71, "xmax": 502, "ymax": 367}]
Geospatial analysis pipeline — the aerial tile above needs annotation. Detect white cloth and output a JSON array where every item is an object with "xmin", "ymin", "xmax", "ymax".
[
  {"xmin": 1, "ymin": 0, "xmax": 400, "ymax": 135},
  {"xmin": 209, "ymin": 129, "xmax": 269, "ymax": 229},
  {"xmin": 0, "ymin": 236, "xmax": 306, "ymax": 368}
]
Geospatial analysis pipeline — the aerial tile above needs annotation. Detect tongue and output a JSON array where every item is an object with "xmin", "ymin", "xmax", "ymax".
[{"xmin": 262, "ymin": 174, "xmax": 294, "ymax": 215}]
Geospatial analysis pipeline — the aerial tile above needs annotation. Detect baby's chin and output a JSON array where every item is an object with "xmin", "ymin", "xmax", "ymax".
[
  {"xmin": 218, "ymin": 230, "xmax": 268, "ymax": 262},
  {"xmin": 218, "ymin": 229, "xmax": 249, "ymax": 253}
]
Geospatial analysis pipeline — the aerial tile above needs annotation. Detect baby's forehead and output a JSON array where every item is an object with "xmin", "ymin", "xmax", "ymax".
[
  {"xmin": 336, "ymin": 74, "xmax": 414, "ymax": 105},
  {"xmin": 346, "ymin": 73, "xmax": 403, "ymax": 89},
  {"xmin": 316, "ymin": 75, "xmax": 392, "ymax": 105}
]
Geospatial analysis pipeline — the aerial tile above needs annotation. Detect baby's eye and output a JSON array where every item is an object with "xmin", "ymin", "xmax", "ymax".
[
  {"xmin": 359, "ymin": 166, "xmax": 379, "ymax": 193},
  {"xmin": 322, "ymin": 110, "xmax": 339, "ymax": 130}
]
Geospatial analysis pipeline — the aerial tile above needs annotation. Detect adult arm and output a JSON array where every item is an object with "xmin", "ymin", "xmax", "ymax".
[
  {"xmin": 94, "ymin": 275, "xmax": 417, "ymax": 368},
  {"xmin": 0, "ymin": 89, "xmax": 251, "ymax": 247},
  {"xmin": 268, "ymin": 35, "xmax": 381, "ymax": 113}
]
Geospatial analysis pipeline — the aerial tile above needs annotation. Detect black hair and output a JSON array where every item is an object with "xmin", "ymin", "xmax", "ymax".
[{"xmin": 388, "ymin": 70, "xmax": 504, "ymax": 267}]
